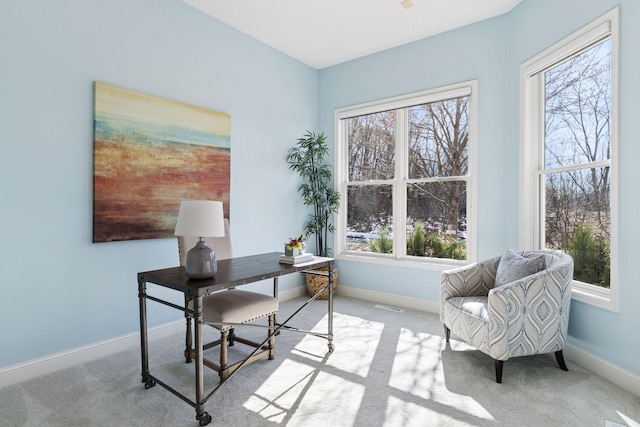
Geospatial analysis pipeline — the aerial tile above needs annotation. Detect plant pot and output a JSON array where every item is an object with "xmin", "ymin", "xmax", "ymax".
[
  {"xmin": 285, "ymin": 245, "xmax": 302, "ymax": 257},
  {"xmin": 305, "ymin": 267, "xmax": 338, "ymax": 300}
]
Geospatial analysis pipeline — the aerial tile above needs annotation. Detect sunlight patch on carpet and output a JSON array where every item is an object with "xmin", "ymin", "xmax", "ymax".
[
  {"xmin": 389, "ymin": 328, "xmax": 443, "ymax": 400},
  {"xmin": 615, "ymin": 411, "xmax": 640, "ymax": 426},
  {"xmin": 243, "ymin": 358, "xmax": 365, "ymax": 424},
  {"xmin": 385, "ymin": 395, "xmax": 470, "ymax": 426},
  {"xmin": 292, "ymin": 312, "xmax": 384, "ymax": 378},
  {"xmin": 388, "ymin": 328, "xmax": 493, "ymax": 422}
]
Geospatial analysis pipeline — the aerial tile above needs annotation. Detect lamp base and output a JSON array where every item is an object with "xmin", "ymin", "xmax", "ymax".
[{"xmin": 185, "ymin": 239, "xmax": 217, "ymax": 279}]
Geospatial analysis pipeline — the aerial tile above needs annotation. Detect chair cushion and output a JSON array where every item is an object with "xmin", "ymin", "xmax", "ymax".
[
  {"xmin": 444, "ymin": 296, "xmax": 490, "ymax": 352},
  {"xmin": 495, "ymin": 249, "xmax": 546, "ymax": 288},
  {"xmin": 202, "ymin": 290, "xmax": 278, "ymax": 330},
  {"xmin": 447, "ymin": 296, "xmax": 490, "ymax": 321}
]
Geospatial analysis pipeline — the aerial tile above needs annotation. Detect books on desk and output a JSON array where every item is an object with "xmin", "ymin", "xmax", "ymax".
[{"xmin": 279, "ymin": 253, "xmax": 314, "ymax": 265}]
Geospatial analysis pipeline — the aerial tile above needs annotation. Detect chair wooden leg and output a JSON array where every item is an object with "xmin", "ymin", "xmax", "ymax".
[
  {"xmin": 228, "ymin": 327, "xmax": 236, "ymax": 347},
  {"xmin": 444, "ymin": 325, "xmax": 451, "ymax": 343},
  {"xmin": 268, "ymin": 314, "xmax": 276, "ymax": 360},
  {"xmin": 494, "ymin": 359, "xmax": 503, "ymax": 383},
  {"xmin": 555, "ymin": 350, "xmax": 569, "ymax": 371},
  {"xmin": 184, "ymin": 297, "xmax": 193, "ymax": 363},
  {"xmin": 219, "ymin": 329, "xmax": 228, "ymax": 379}
]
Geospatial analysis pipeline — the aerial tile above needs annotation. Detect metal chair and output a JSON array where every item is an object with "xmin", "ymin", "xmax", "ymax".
[{"xmin": 179, "ymin": 219, "xmax": 278, "ymax": 380}]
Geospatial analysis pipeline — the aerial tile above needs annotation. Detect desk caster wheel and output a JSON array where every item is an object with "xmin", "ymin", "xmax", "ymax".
[
  {"xmin": 328, "ymin": 343, "xmax": 335, "ymax": 353},
  {"xmin": 144, "ymin": 378, "xmax": 156, "ymax": 389},
  {"xmin": 197, "ymin": 412, "xmax": 211, "ymax": 426}
]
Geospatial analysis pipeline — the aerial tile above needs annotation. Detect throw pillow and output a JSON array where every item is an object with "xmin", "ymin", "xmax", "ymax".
[{"xmin": 494, "ymin": 249, "xmax": 546, "ymax": 288}]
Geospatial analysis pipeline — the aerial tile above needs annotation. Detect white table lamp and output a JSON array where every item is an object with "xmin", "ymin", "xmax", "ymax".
[{"xmin": 174, "ymin": 200, "xmax": 225, "ymax": 279}]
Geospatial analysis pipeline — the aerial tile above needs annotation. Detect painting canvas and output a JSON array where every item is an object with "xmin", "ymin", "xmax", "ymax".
[{"xmin": 93, "ymin": 82, "xmax": 230, "ymax": 242}]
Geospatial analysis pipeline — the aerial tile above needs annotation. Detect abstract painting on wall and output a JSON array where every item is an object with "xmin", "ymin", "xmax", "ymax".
[{"xmin": 93, "ymin": 82, "xmax": 230, "ymax": 243}]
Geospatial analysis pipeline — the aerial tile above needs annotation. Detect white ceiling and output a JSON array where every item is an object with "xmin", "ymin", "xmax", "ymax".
[{"xmin": 182, "ymin": 0, "xmax": 522, "ymax": 69}]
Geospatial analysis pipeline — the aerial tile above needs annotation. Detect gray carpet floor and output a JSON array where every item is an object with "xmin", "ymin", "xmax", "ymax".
[{"xmin": 1, "ymin": 295, "xmax": 639, "ymax": 427}]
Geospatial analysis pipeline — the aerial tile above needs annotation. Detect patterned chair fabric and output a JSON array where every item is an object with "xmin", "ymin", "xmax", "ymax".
[{"xmin": 440, "ymin": 250, "xmax": 574, "ymax": 383}]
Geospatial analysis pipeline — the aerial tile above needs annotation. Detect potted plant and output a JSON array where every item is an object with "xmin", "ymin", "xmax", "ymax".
[
  {"xmin": 284, "ymin": 234, "xmax": 306, "ymax": 257},
  {"xmin": 286, "ymin": 131, "xmax": 340, "ymax": 298}
]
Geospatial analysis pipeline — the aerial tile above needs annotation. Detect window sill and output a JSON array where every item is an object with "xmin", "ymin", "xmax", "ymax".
[
  {"xmin": 336, "ymin": 251, "xmax": 469, "ymax": 272},
  {"xmin": 571, "ymin": 281, "xmax": 617, "ymax": 312}
]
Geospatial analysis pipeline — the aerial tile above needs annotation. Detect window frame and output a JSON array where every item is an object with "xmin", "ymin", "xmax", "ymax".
[
  {"xmin": 334, "ymin": 80, "xmax": 478, "ymax": 270},
  {"xmin": 519, "ymin": 8, "xmax": 619, "ymax": 311}
]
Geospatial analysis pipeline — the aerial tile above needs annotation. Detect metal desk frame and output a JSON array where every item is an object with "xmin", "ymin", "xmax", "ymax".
[{"xmin": 137, "ymin": 252, "xmax": 335, "ymax": 426}]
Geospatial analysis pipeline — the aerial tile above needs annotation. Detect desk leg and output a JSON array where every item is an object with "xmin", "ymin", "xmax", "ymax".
[
  {"xmin": 328, "ymin": 264, "xmax": 334, "ymax": 353},
  {"xmin": 193, "ymin": 296, "xmax": 211, "ymax": 426},
  {"xmin": 273, "ymin": 277, "xmax": 279, "ymax": 335},
  {"xmin": 138, "ymin": 277, "xmax": 155, "ymax": 388}
]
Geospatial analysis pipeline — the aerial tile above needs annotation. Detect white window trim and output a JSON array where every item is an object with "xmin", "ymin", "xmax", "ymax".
[
  {"xmin": 334, "ymin": 80, "xmax": 478, "ymax": 271},
  {"xmin": 519, "ymin": 8, "xmax": 619, "ymax": 312}
]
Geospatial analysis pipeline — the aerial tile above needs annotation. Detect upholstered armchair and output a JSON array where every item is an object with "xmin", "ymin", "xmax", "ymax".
[{"xmin": 440, "ymin": 250, "xmax": 574, "ymax": 383}]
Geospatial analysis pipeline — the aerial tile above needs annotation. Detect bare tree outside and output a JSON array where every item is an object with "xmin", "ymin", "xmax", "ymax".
[
  {"xmin": 348, "ymin": 111, "xmax": 396, "ymax": 182},
  {"xmin": 346, "ymin": 111, "xmax": 395, "ymax": 250},
  {"xmin": 344, "ymin": 97, "xmax": 469, "ymax": 260},
  {"xmin": 544, "ymin": 38, "xmax": 611, "ymax": 287},
  {"xmin": 408, "ymin": 97, "xmax": 468, "ymax": 252}
]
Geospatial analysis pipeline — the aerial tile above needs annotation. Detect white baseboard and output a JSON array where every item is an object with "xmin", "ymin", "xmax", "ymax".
[
  {"xmin": 0, "ymin": 319, "xmax": 185, "ymax": 388},
  {"xmin": 0, "ymin": 287, "xmax": 306, "ymax": 389},
  {"xmin": 565, "ymin": 343, "xmax": 640, "ymax": 397},
  {"xmin": 337, "ymin": 284, "xmax": 440, "ymax": 313},
  {"xmin": 280, "ymin": 285, "xmax": 308, "ymax": 300},
  {"xmin": 2, "ymin": 285, "xmax": 638, "ymax": 399}
]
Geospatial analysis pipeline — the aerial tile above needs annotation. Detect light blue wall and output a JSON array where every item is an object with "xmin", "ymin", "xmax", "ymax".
[
  {"xmin": 319, "ymin": 0, "xmax": 640, "ymax": 376},
  {"xmin": 2, "ymin": 0, "xmax": 638, "ymax": 378},
  {"xmin": 0, "ymin": 0, "xmax": 318, "ymax": 369},
  {"xmin": 506, "ymin": 0, "xmax": 640, "ymax": 376},
  {"xmin": 319, "ymin": 14, "xmax": 514, "ymax": 301}
]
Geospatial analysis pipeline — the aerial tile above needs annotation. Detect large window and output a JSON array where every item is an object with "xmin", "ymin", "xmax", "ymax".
[
  {"xmin": 520, "ymin": 9, "xmax": 618, "ymax": 310},
  {"xmin": 335, "ymin": 82, "xmax": 477, "ymax": 268}
]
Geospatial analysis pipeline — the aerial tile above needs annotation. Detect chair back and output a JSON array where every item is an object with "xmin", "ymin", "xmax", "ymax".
[{"xmin": 178, "ymin": 218, "xmax": 232, "ymax": 266}]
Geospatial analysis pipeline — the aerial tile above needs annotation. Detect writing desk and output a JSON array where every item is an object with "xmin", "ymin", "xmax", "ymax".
[{"xmin": 138, "ymin": 252, "xmax": 335, "ymax": 426}]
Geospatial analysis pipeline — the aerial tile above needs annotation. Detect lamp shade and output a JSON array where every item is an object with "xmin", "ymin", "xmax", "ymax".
[{"xmin": 174, "ymin": 200, "xmax": 225, "ymax": 238}]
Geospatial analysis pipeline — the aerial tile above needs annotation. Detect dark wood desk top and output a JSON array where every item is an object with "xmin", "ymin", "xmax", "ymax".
[{"xmin": 138, "ymin": 252, "xmax": 334, "ymax": 297}]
